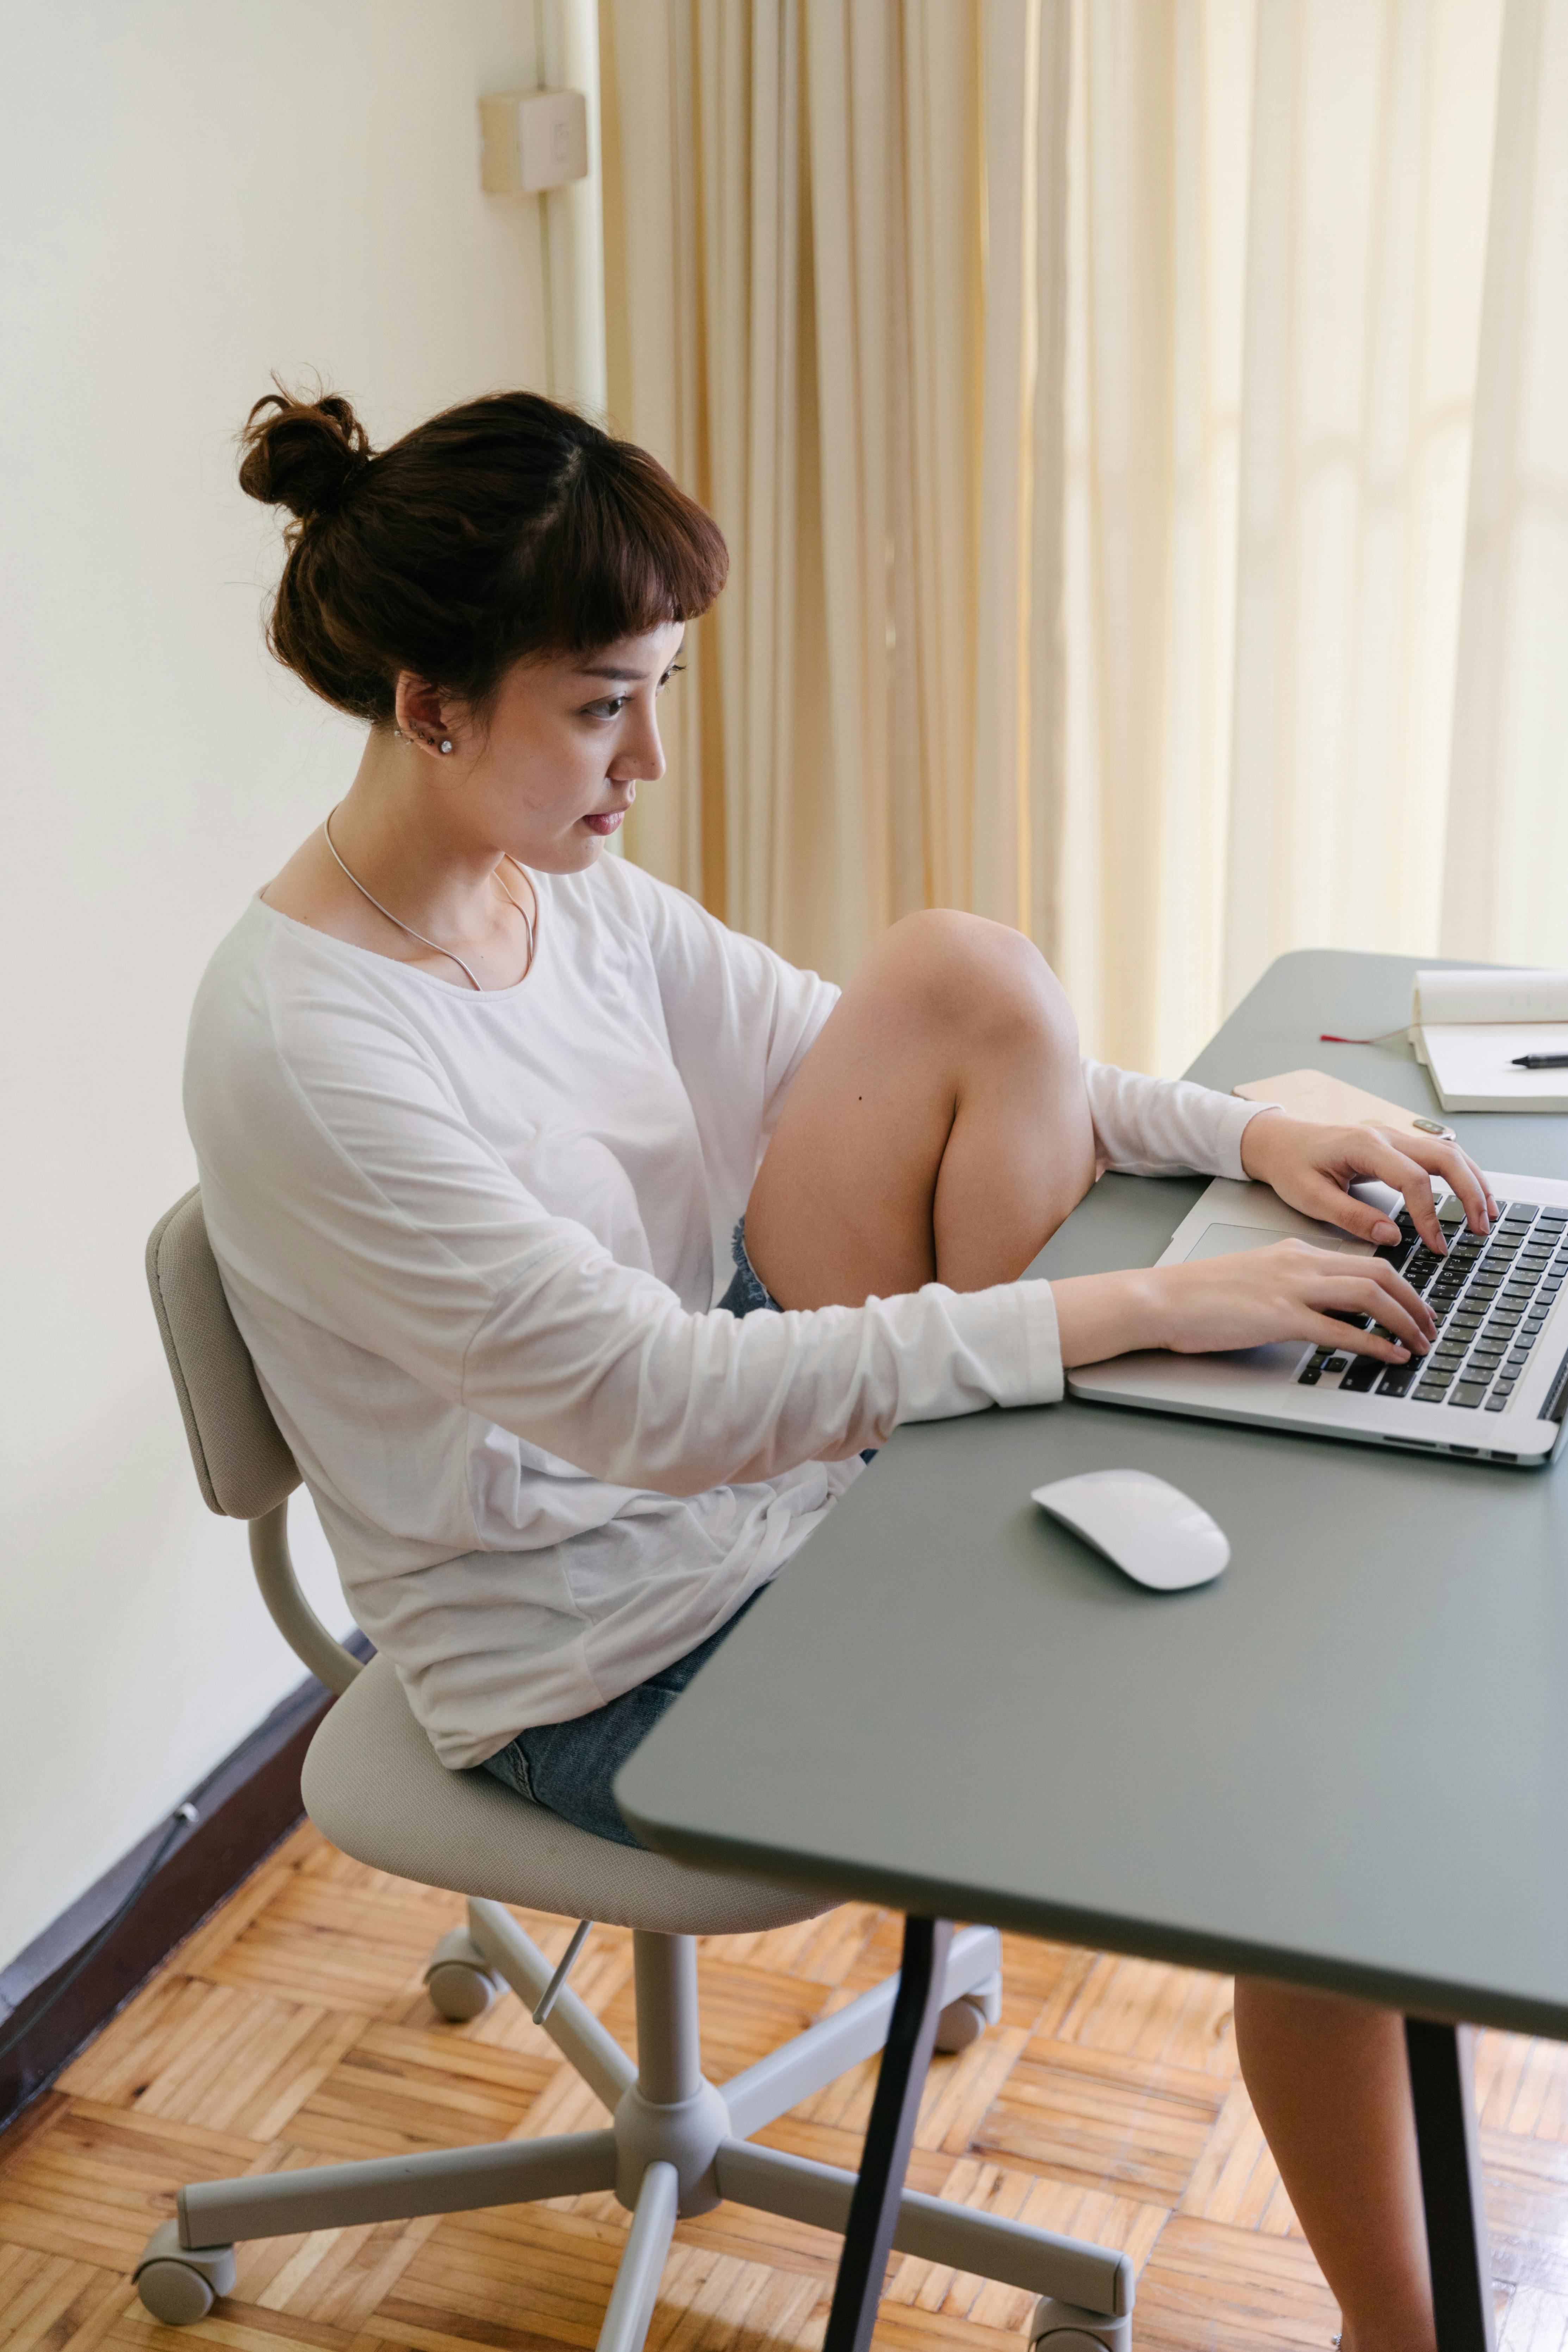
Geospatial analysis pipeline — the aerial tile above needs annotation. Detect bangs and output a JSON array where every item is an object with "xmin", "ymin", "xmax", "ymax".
[
  {"xmin": 522, "ymin": 438, "xmax": 729, "ymax": 654},
  {"xmin": 246, "ymin": 380, "xmax": 729, "ymax": 724}
]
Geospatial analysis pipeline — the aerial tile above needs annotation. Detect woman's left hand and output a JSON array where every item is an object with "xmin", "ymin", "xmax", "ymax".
[{"xmin": 1238, "ymin": 1111, "xmax": 1498, "ymax": 1255}]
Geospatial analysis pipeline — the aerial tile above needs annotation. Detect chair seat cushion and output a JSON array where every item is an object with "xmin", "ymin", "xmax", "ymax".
[{"xmin": 301, "ymin": 1654, "xmax": 836, "ymax": 1935}]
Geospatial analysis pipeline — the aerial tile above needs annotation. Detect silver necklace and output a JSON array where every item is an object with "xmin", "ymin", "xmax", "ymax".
[{"xmin": 322, "ymin": 808, "xmax": 534, "ymax": 992}]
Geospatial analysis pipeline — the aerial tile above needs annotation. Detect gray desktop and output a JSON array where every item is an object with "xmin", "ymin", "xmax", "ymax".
[{"xmin": 620, "ymin": 949, "xmax": 1568, "ymax": 2352}]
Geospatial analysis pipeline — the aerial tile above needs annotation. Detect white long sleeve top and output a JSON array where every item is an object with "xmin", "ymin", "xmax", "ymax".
[{"xmin": 185, "ymin": 856, "xmax": 1267, "ymax": 1767}]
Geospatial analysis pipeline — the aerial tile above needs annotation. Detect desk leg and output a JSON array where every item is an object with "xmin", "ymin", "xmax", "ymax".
[
  {"xmin": 823, "ymin": 1915, "xmax": 953, "ymax": 2352},
  {"xmin": 1405, "ymin": 2020, "xmax": 1495, "ymax": 2352}
]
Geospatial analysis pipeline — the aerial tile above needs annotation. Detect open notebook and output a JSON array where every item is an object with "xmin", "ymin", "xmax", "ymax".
[{"xmin": 1413, "ymin": 969, "xmax": 1568, "ymax": 1112}]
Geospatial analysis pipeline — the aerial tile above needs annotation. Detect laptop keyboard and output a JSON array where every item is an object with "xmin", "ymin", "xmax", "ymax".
[{"xmin": 1296, "ymin": 1198, "xmax": 1568, "ymax": 1412}]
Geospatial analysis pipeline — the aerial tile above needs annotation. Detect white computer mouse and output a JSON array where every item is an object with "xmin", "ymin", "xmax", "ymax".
[{"xmin": 1031, "ymin": 1469, "xmax": 1230, "ymax": 1592}]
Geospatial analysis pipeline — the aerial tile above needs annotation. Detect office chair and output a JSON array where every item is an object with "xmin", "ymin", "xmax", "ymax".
[{"xmin": 132, "ymin": 1187, "xmax": 1134, "ymax": 2352}]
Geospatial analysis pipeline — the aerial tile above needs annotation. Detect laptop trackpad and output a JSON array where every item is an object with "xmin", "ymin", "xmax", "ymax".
[{"xmin": 1183, "ymin": 1221, "xmax": 1364, "ymax": 1264}]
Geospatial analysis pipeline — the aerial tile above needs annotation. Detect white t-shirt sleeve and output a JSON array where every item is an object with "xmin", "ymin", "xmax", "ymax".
[
  {"xmin": 204, "ymin": 981, "xmax": 1060, "ymax": 1502},
  {"xmin": 465, "ymin": 1244, "xmax": 1060, "ymax": 1493},
  {"xmin": 1084, "ymin": 1058, "xmax": 1272, "ymax": 1180},
  {"xmin": 620, "ymin": 859, "xmax": 840, "ymax": 1154}
]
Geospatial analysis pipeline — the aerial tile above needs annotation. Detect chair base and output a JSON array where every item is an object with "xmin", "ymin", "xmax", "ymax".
[{"xmin": 134, "ymin": 1902, "xmax": 1134, "ymax": 2350}]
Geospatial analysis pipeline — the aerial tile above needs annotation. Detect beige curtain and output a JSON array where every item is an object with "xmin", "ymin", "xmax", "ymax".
[
  {"xmin": 598, "ymin": 0, "xmax": 1071, "ymax": 985},
  {"xmin": 1059, "ymin": 1, "xmax": 1255, "ymax": 1072},
  {"xmin": 1060, "ymin": 0, "xmax": 1504, "ymax": 1073},
  {"xmin": 599, "ymin": 0, "xmax": 1562, "ymax": 1075},
  {"xmin": 1440, "ymin": 0, "xmax": 1568, "ymax": 964}
]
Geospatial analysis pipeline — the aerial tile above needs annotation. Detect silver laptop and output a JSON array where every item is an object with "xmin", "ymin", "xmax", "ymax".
[{"xmin": 1068, "ymin": 1171, "xmax": 1568, "ymax": 1466}]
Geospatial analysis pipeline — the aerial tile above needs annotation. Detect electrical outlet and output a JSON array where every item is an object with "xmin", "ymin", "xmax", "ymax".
[{"xmin": 479, "ymin": 89, "xmax": 589, "ymax": 195}]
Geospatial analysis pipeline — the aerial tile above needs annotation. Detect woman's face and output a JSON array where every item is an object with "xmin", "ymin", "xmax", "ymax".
[{"xmin": 448, "ymin": 622, "xmax": 686, "ymax": 872}]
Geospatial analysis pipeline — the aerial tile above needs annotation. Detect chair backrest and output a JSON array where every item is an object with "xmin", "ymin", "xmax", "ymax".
[{"xmin": 146, "ymin": 1188, "xmax": 299, "ymax": 1521}]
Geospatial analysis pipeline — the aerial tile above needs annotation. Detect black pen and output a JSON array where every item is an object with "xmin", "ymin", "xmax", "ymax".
[{"xmin": 1511, "ymin": 1051, "xmax": 1568, "ymax": 1069}]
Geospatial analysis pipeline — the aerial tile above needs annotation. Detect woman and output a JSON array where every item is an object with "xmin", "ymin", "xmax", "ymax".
[{"xmin": 189, "ymin": 386, "xmax": 1483, "ymax": 2352}]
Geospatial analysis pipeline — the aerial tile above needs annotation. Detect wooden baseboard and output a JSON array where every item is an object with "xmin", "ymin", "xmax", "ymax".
[{"xmin": 0, "ymin": 1635, "xmax": 373, "ymax": 2136}]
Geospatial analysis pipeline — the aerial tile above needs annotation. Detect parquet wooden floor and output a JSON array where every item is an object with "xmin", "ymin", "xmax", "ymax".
[{"xmin": 4, "ymin": 1822, "xmax": 1567, "ymax": 2352}]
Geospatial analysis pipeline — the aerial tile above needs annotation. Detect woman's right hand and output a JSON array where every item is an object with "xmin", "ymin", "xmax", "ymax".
[{"xmin": 1052, "ymin": 1239, "xmax": 1436, "ymax": 1371}]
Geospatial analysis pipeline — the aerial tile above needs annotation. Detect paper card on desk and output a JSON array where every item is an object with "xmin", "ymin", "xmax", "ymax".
[
  {"xmin": 1412, "ymin": 969, "xmax": 1568, "ymax": 1110},
  {"xmin": 1232, "ymin": 1069, "xmax": 1454, "ymax": 1139}
]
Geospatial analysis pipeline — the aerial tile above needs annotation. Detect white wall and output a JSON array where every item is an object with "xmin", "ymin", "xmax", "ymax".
[{"xmin": 0, "ymin": 0, "xmax": 597, "ymax": 1966}]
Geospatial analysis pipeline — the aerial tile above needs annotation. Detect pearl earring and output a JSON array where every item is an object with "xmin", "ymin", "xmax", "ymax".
[{"xmin": 440, "ymin": 740, "xmax": 453, "ymax": 754}]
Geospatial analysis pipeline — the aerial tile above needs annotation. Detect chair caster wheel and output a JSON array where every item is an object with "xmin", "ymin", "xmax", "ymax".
[
  {"xmin": 1029, "ymin": 2296, "xmax": 1131, "ymax": 2352},
  {"xmin": 132, "ymin": 2221, "xmax": 236, "ymax": 2324},
  {"xmin": 424, "ymin": 1927, "xmax": 503, "ymax": 2021},
  {"xmin": 934, "ymin": 1970, "xmax": 1003, "ymax": 2053},
  {"xmin": 136, "ymin": 2265, "xmax": 213, "ymax": 2326}
]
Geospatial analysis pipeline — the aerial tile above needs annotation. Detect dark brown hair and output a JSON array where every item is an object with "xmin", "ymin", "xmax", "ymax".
[{"xmin": 237, "ymin": 382, "xmax": 728, "ymax": 724}]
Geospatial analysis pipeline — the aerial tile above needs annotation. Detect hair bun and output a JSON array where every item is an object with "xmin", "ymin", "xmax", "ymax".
[{"xmin": 238, "ymin": 382, "xmax": 372, "ymax": 522}]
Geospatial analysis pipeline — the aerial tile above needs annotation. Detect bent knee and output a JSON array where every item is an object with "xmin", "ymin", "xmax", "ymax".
[{"xmin": 882, "ymin": 909, "xmax": 1079, "ymax": 1058}]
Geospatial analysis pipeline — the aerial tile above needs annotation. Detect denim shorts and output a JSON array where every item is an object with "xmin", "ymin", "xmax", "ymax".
[{"xmin": 479, "ymin": 1220, "xmax": 780, "ymax": 1848}]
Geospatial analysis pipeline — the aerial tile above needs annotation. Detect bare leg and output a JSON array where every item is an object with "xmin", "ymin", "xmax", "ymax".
[
  {"xmin": 1234, "ymin": 1978, "xmax": 1436, "ymax": 2352},
  {"xmin": 746, "ymin": 910, "xmax": 1096, "ymax": 1308}
]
